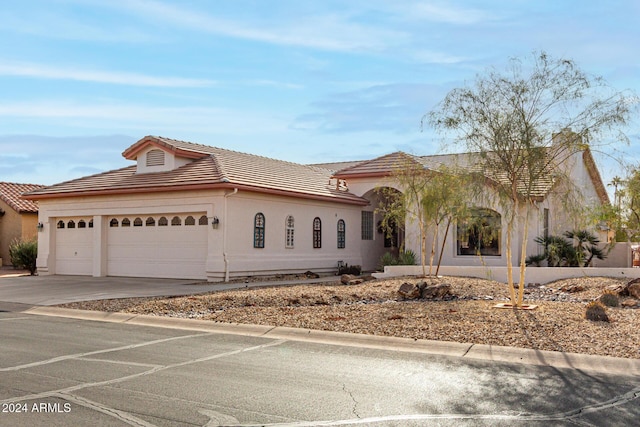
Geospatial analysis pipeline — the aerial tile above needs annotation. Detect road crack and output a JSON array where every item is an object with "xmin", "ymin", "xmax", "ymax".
[{"xmin": 341, "ymin": 383, "xmax": 360, "ymax": 419}]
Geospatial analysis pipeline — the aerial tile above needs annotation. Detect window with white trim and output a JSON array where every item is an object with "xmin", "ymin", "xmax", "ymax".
[
  {"xmin": 361, "ymin": 211, "xmax": 373, "ymax": 240},
  {"xmin": 285, "ymin": 215, "xmax": 294, "ymax": 248},
  {"xmin": 337, "ymin": 219, "xmax": 345, "ymax": 249}
]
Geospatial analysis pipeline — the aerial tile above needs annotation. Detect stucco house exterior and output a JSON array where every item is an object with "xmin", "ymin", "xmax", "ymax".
[
  {"xmin": 23, "ymin": 135, "xmax": 610, "ymax": 280},
  {"xmin": 0, "ymin": 182, "xmax": 44, "ymax": 266}
]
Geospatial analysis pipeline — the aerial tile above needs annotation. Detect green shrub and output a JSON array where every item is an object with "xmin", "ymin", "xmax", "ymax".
[
  {"xmin": 378, "ymin": 252, "xmax": 397, "ymax": 270},
  {"xmin": 9, "ymin": 238, "xmax": 37, "ymax": 275},
  {"xmin": 585, "ymin": 301, "xmax": 609, "ymax": 322},
  {"xmin": 599, "ymin": 290, "xmax": 619, "ymax": 307},
  {"xmin": 397, "ymin": 250, "xmax": 416, "ymax": 266}
]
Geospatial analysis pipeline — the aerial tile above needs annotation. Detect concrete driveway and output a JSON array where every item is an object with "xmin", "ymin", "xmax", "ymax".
[
  {"xmin": 0, "ymin": 272, "xmax": 338, "ymax": 306},
  {"xmin": 0, "ymin": 274, "xmax": 214, "ymax": 306}
]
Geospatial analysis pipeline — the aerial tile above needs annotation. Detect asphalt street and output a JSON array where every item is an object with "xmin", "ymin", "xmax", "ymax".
[{"xmin": 1, "ymin": 310, "xmax": 639, "ymax": 427}]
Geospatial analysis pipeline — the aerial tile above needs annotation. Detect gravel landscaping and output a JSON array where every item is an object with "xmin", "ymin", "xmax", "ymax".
[{"xmin": 58, "ymin": 276, "xmax": 640, "ymax": 360}]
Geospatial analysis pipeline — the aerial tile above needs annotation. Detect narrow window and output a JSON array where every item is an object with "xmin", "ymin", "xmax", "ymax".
[
  {"xmin": 88, "ymin": 219, "xmax": 94, "ymax": 228},
  {"xmin": 254, "ymin": 213, "xmax": 265, "ymax": 248},
  {"xmin": 361, "ymin": 211, "xmax": 373, "ymax": 240},
  {"xmin": 171, "ymin": 216, "xmax": 181, "ymax": 226},
  {"xmin": 146, "ymin": 149, "xmax": 165, "ymax": 167},
  {"xmin": 313, "ymin": 217, "xmax": 322, "ymax": 249},
  {"xmin": 133, "ymin": 217, "xmax": 143, "ymax": 227},
  {"xmin": 57, "ymin": 220, "xmax": 65, "ymax": 229},
  {"xmin": 337, "ymin": 219, "xmax": 345, "ymax": 249},
  {"xmin": 67, "ymin": 220, "xmax": 76, "ymax": 229},
  {"xmin": 121, "ymin": 218, "xmax": 131, "ymax": 227},
  {"xmin": 285, "ymin": 215, "xmax": 295, "ymax": 248},
  {"xmin": 158, "ymin": 217, "xmax": 169, "ymax": 226},
  {"xmin": 185, "ymin": 216, "xmax": 196, "ymax": 226},
  {"xmin": 198, "ymin": 215, "xmax": 208, "ymax": 225},
  {"xmin": 78, "ymin": 220, "xmax": 86, "ymax": 229},
  {"xmin": 146, "ymin": 217, "xmax": 156, "ymax": 226}
]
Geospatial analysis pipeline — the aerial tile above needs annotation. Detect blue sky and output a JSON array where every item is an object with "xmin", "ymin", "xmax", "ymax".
[{"xmin": 0, "ymin": 0, "xmax": 639, "ymax": 186}]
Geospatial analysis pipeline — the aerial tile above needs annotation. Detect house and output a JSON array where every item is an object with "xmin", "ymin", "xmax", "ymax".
[
  {"xmin": 0, "ymin": 182, "xmax": 44, "ymax": 266},
  {"xmin": 23, "ymin": 135, "xmax": 610, "ymax": 280}
]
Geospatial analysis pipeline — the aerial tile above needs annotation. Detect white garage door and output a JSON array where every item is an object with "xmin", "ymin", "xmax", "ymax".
[
  {"xmin": 55, "ymin": 218, "xmax": 94, "ymax": 275},
  {"xmin": 107, "ymin": 214, "xmax": 208, "ymax": 279}
]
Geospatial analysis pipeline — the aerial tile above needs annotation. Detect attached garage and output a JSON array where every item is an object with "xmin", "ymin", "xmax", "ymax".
[
  {"xmin": 54, "ymin": 218, "xmax": 94, "ymax": 275},
  {"xmin": 107, "ymin": 214, "xmax": 208, "ymax": 280}
]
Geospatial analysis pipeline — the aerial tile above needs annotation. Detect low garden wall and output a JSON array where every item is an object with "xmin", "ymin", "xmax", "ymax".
[{"xmin": 372, "ymin": 265, "xmax": 640, "ymax": 285}]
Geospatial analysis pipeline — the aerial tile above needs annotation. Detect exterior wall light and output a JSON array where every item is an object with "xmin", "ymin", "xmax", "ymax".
[
  {"xmin": 37, "ymin": 222, "xmax": 44, "ymax": 231},
  {"xmin": 211, "ymin": 216, "xmax": 220, "ymax": 229}
]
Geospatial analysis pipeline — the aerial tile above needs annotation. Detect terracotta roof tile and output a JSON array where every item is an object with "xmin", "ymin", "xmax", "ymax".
[
  {"xmin": 24, "ymin": 137, "xmax": 368, "ymax": 205},
  {"xmin": 0, "ymin": 182, "xmax": 44, "ymax": 213}
]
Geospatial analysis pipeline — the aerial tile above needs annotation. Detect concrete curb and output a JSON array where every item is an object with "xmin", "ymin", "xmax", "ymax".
[{"xmin": 23, "ymin": 306, "xmax": 640, "ymax": 377}]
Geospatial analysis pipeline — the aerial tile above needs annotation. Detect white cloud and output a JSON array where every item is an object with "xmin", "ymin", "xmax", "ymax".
[{"xmin": 0, "ymin": 61, "xmax": 215, "ymax": 87}]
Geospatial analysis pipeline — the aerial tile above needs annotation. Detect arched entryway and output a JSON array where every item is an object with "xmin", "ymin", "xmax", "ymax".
[{"xmin": 360, "ymin": 187, "xmax": 405, "ymax": 271}]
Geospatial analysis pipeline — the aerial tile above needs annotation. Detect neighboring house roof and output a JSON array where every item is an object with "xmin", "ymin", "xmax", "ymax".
[
  {"xmin": 0, "ymin": 182, "xmax": 43, "ymax": 213},
  {"xmin": 333, "ymin": 152, "xmax": 419, "ymax": 178},
  {"xmin": 24, "ymin": 136, "xmax": 369, "ymax": 206}
]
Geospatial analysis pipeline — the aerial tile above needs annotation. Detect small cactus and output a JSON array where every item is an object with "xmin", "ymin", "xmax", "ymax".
[
  {"xmin": 585, "ymin": 301, "xmax": 609, "ymax": 322},
  {"xmin": 599, "ymin": 290, "xmax": 619, "ymax": 307}
]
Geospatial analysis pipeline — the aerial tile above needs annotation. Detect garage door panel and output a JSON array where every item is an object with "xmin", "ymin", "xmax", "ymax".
[
  {"xmin": 107, "ymin": 215, "xmax": 207, "ymax": 280},
  {"xmin": 55, "ymin": 226, "xmax": 94, "ymax": 276}
]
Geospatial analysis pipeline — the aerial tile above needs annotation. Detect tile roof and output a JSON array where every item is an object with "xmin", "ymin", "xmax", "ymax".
[
  {"xmin": 333, "ymin": 152, "xmax": 420, "ymax": 178},
  {"xmin": 24, "ymin": 136, "xmax": 368, "ymax": 205},
  {"xmin": 0, "ymin": 182, "xmax": 44, "ymax": 213}
]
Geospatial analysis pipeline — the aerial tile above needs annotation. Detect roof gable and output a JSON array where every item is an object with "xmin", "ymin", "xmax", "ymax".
[
  {"xmin": 0, "ymin": 182, "xmax": 44, "ymax": 213},
  {"xmin": 333, "ymin": 152, "xmax": 421, "ymax": 178}
]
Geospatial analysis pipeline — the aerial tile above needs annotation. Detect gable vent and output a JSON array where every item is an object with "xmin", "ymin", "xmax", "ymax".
[{"xmin": 146, "ymin": 149, "xmax": 165, "ymax": 167}]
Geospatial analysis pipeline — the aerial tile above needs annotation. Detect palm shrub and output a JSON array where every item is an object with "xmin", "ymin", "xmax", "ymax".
[
  {"xmin": 9, "ymin": 238, "xmax": 37, "ymax": 275},
  {"xmin": 532, "ymin": 230, "xmax": 607, "ymax": 267}
]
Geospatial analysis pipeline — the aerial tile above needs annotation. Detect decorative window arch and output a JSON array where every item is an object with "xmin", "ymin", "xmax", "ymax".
[
  {"xmin": 121, "ymin": 218, "xmax": 131, "ymax": 227},
  {"xmin": 337, "ymin": 219, "xmax": 345, "ymax": 249},
  {"xmin": 67, "ymin": 220, "xmax": 76, "ymax": 229},
  {"xmin": 313, "ymin": 217, "xmax": 322, "ymax": 249},
  {"xmin": 198, "ymin": 215, "xmax": 208, "ymax": 226},
  {"xmin": 456, "ymin": 208, "xmax": 501, "ymax": 256},
  {"xmin": 146, "ymin": 217, "xmax": 156, "ymax": 226},
  {"xmin": 78, "ymin": 220, "xmax": 86, "ymax": 229},
  {"xmin": 185, "ymin": 216, "xmax": 196, "ymax": 226},
  {"xmin": 133, "ymin": 217, "xmax": 143, "ymax": 227},
  {"xmin": 170, "ymin": 216, "xmax": 181, "ymax": 226},
  {"xmin": 285, "ymin": 215, "xmax": 294, "ymax": 248},
  {"xmin": 109, "ymin": 218, "xmax": 119, "ymax": 227},
  {"xmin": 254, "ymin": 213, "xmax": 265, "ymax": 248},
  {"xmin": 57, "ymin": 220, "xmax": 65, "ymax": 229},
  {"xmin": 158, "ymin": 217, "xmax": 169, "ymax": 226}
]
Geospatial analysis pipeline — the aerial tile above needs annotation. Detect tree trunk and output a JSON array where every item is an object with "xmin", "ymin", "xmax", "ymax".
[
  {"xmin": 435, "ymin": 218, "xmax": 452, "ymax": 276},
  {"xmin": 517, "ymin": 203, "xmax": 531, "ymax": 306}
]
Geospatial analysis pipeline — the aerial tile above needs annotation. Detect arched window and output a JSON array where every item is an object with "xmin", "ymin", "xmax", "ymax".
[
  {"xmin": 110, "ymin": 218, "xmax": 118, "ymax": 227},
  {"xmin": 133, "ymin": 217, "xmax": 143, "ymax": 227},
  {"xmin": 57, "ymin": 220, "xmax": 65, "ymax": 229},
  {"xmin": 313, "ymin": 217, "xmax": 321, "ymax": 249},
  {"xmin": 67, "ymin": 220, "xmax": 76, "ymax": 229},
  {"xmin": 171, "ymin": 216, "xmax": 181, "ymax": 226},
  {"xmin": 337, "ymin": 219, "xmax": 345, "ymax": 249},
  {"xmin": 254, "ymin": 213, "xmax": 265, "ymax": 248},
  {"xmin": 198, "ymin": 215, "xmax": 208, "ymax": 226},
  {"xmin": 457, "ymin": 208, "xmax": 501, "ymax": 256},
  {"xmin": 185, "ymin": 216, "xmax": 196, "ymax": 226},
  {"xmin": 78, "ymin": 220, "xmax": 86, "ymax": 228},
  {"xmin": 146, "ymin": 217, "xmax": 156, "ymax": 226},
  {"xmin": 285, "ymin": 215, "xmax": 294, "ymax": 248},
  {"xmin": 158, "ymin": 217, "xmax": 169, "ymax": 226},
  {"xmin": 121, "ymin": 218, "xmax": 131, "ymax": 227}
]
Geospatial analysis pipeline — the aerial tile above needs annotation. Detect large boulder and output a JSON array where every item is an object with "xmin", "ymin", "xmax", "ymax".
[
  {"xmin": 398, "ymin": 282, "xmax": 421, "ymax": 300},
  {"xmin": 629, "ymin": 282, "xmax": 640, "ymax": 299},
  {"xmin": 421, "ymin": 283, "xmax": 452, "ymax": 300}
]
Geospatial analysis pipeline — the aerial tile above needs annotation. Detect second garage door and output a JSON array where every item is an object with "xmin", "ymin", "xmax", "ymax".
[{"xmin": 107, "ymin": 214, "xmax": 208, "ymax": 279}]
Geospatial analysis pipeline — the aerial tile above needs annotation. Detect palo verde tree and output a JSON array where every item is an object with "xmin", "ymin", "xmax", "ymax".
[
  {"xmin": 427, "ymin": 51, "xmax": 634, "ymax": 307},
  {"xmin": 376, "ymin": 154, "xmax": 470, "ymax": 276}
]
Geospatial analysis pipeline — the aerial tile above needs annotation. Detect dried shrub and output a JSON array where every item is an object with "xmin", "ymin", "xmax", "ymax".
[
  {"xmin": 599, "ymin": 290, "xmax": 619, "ymax": 307},
  {"xmin": 585, "ymin": 301, "xmax": 609, "ymax": 322}
]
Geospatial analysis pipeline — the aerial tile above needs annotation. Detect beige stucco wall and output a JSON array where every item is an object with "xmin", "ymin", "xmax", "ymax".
[
  {"xmin": 35, "ymin": 188, "xmax": 365, "ymax": 280},
  {"xmin": 0, "ymin": 200, "xmax": 38, "ymax": 266}
]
